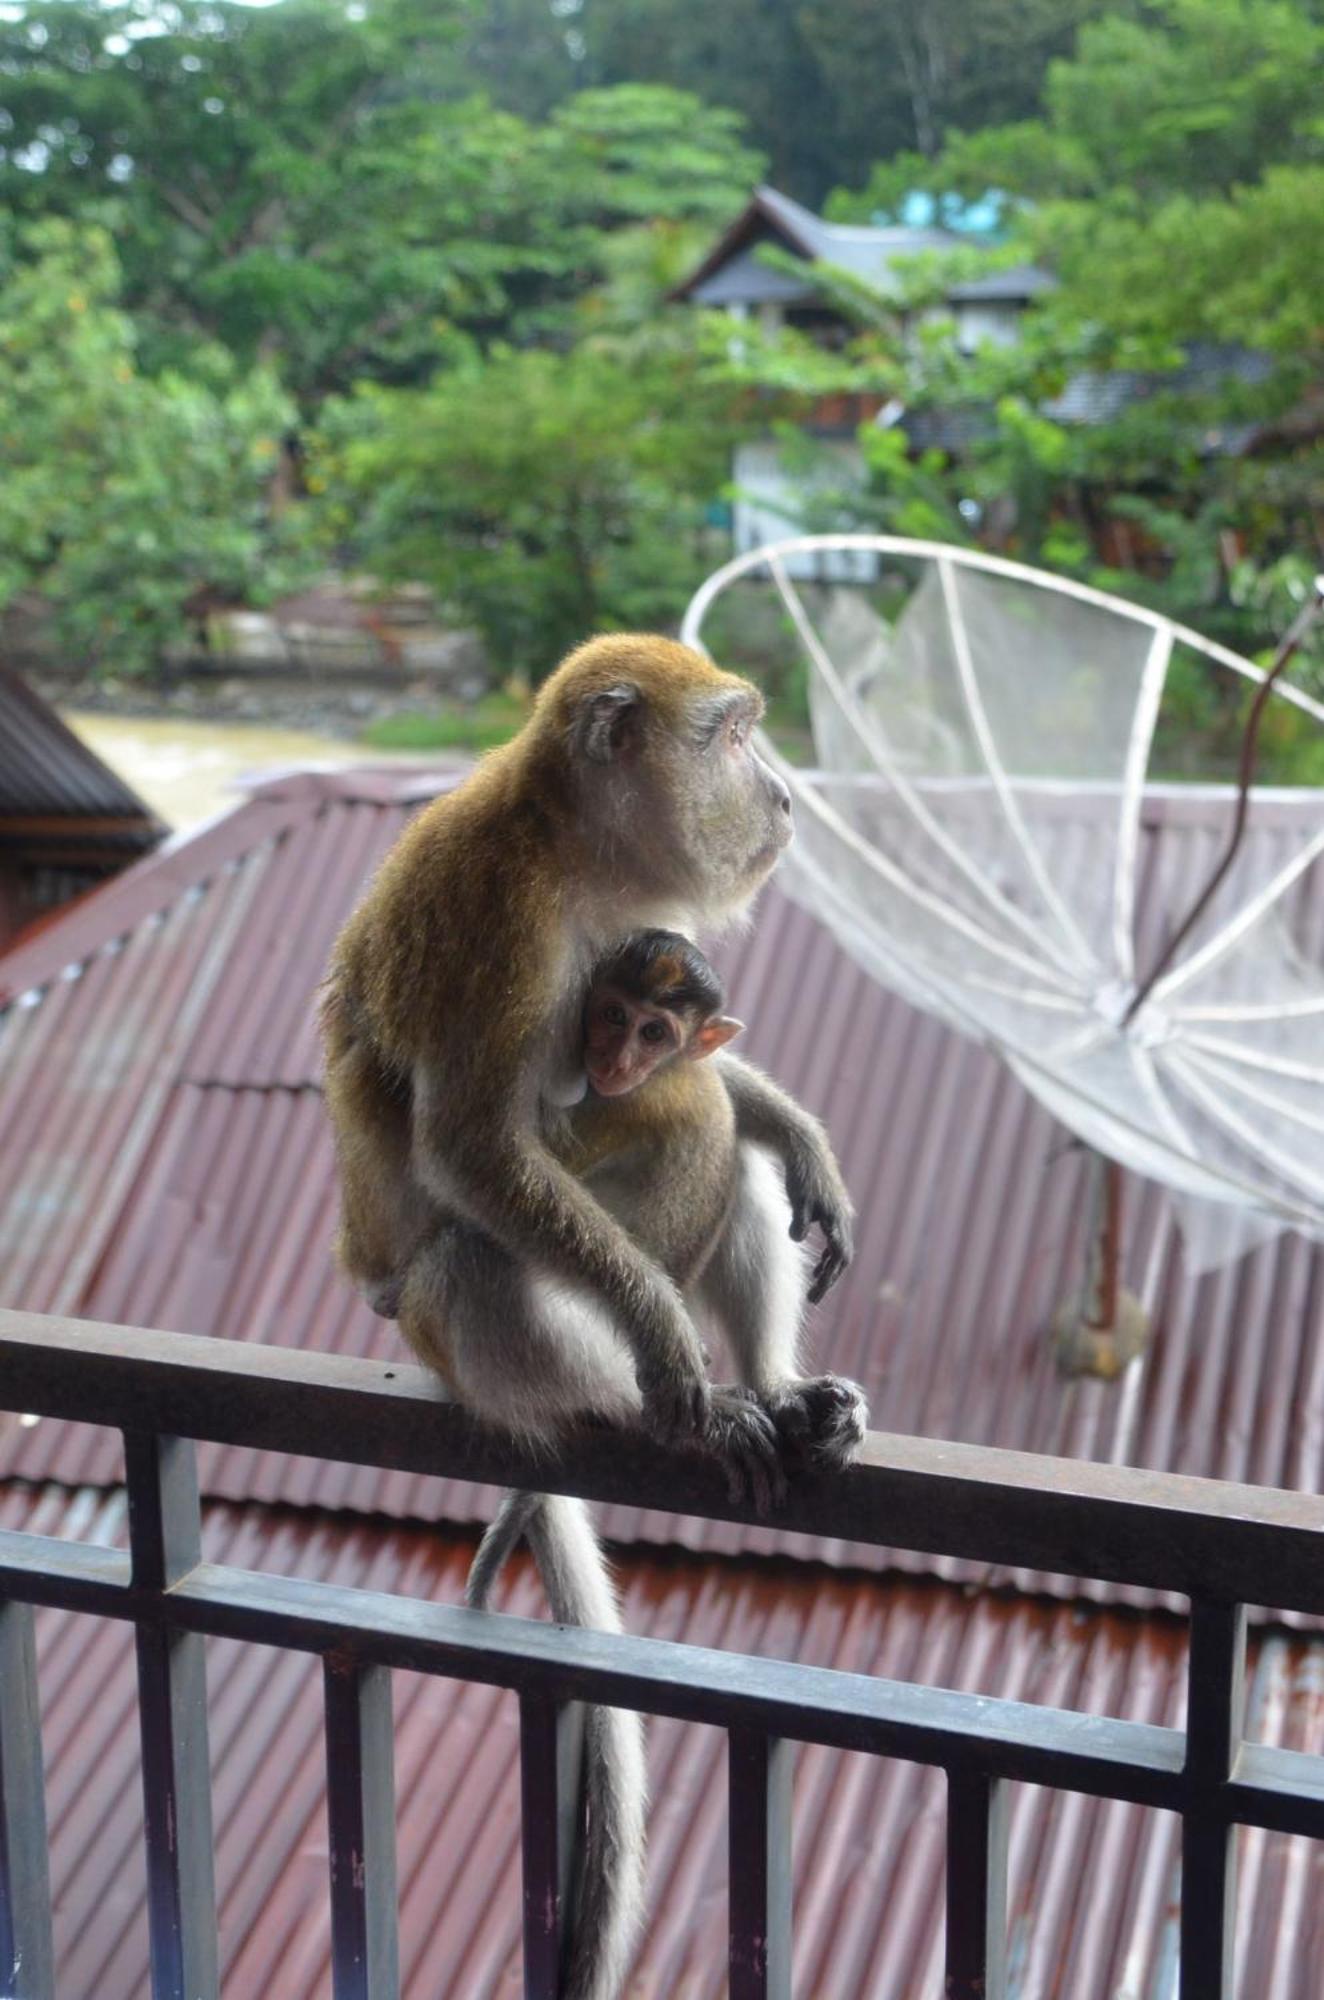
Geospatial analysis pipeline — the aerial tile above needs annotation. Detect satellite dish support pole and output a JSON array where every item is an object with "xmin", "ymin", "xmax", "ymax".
[
  {"xmin": 1086, "ymin": 1158, "xmax": 1123, "ymax": 1336},
  {"xmin": 1057, "ymin": 1152, "xmax": 1149, "ymax": 1380}
]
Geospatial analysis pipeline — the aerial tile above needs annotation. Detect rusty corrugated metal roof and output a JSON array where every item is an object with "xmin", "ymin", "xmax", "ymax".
[
  {"xmin": 7, "ymin": 1478, "xmax": 1323, "ymax": 2000},
  {"xmin": 0, "ymin": 769, "xmax": 1322, "ymax": 1601},
  {"xmin": 4, "ymin": 765, "xmax": 1324, "ymax": 1996},
  {"xmin": 0, "ymin": 669, "xmax": 159, "ymax": 838}
]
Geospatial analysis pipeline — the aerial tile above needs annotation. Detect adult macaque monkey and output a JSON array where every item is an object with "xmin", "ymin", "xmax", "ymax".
[{"xmin": 321, "ymin": 635, "xmax": 859, "ymax": 2000}]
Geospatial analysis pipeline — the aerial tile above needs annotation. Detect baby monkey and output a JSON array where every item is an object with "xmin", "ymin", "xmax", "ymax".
[
  {"xmin": 360, "ymin": 928, "xmax": 857, "ymax": 1467},
  {"xmin": 558, "ymin": 931, "xmax": 861, "ymax": 1463},
  {"xmin": 556, "ymin": 929, "xmax": 748, "ymax": 1302},
  {"xmin": 473, "ymin": 930, "xmax": 863, "ymax": 1595},
  {"xmin": 580, "ymin": 929, "xmax": 743, "ymax": 1099}
]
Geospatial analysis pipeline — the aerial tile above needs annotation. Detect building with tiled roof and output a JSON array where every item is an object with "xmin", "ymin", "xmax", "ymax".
[
  {"xmin": 674, "ymin": 187, "xmax": 1282, "ymax": 583},
  {"xmin": 1, "ymin": 765, "xmax": 1321, "ymax": 1995},
  {"xmin": 0, "ymin": 666, "xmax": 162, "ymax": 949}
]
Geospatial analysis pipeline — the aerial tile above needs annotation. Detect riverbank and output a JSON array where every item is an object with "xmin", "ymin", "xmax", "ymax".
[{"xmin": 60, "ymin": 711, "xmax": 428, "ymax": 829}]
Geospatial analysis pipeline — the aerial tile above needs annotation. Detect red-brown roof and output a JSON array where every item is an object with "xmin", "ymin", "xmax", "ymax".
[
  {"xmin": 3, "ymin": 764, "xmax": 1324, "ymax": 1997},
  {"xmin": 9, "ymin": 1478, "xmax": 1323, "ymax": 2000},
  {"xmin": 1, "ymin": 769, "xmax": 1322, "ymax": 1601}
]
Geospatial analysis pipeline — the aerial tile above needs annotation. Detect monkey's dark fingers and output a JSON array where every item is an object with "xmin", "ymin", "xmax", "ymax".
[
  {"xmin": 823, "ymin": 1204, "xmax": 855, "ymax": 1266},
  {"xmin": 804, "ymin": 1207, "xmax": 853, "ymax": 1305},
  {"xmin": 788, "ymin": 1181, "xmax": 854, "ymax": 1254},
  {"xmin": 707, "ymin": 1388, "xmax": 786, "ymax": 1516},
  {"xmin": 731, "ymin": 1450, "xmax": 786, "ymax": 1518},
  {"xmin": 640, "ymin": 1366, "xmax": 712, "ymax": 1447},
  {"xmin": 807, "ymin": 1242, "xmax": 846, "ymax": 1306}
]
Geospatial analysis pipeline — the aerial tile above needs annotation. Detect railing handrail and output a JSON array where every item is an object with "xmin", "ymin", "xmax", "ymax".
[
  {"xmin": 3, "ymin": 1306, "xmax": 1324, "ymax": 1615},
  {"xmin": 5, "ymin": 1305, "xmax": 1324, "ymax": 2000}
]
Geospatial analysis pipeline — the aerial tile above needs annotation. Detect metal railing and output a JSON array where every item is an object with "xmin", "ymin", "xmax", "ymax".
[{"xmin": 1, "ymin": 1307, "xmax": 1323, "ymax": 2000}]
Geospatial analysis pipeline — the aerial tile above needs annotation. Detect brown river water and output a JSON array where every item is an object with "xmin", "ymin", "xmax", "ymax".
[{"xmin": 62, "ymin": 712, "xmax": 416, "ymax": 831}]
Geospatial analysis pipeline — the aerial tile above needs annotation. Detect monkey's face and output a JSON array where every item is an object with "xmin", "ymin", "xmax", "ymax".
[
  {"xmin": 551, "ymin": 637, "xmax": 794, "ymax": 920},
  {"xmin": 612, "ymin": 681, "xmax": 791, "ymax": 918},
  {"xmin": 654, "ymin": 684, "xmax": 793, "ymax": 915},
  {"xmin": 583, "ymin": 983, "xmax": 743, "ymax": 1097},
  {"xmin": 583, "ymin": 985, "xmax": 685, "ymax": 1097}
]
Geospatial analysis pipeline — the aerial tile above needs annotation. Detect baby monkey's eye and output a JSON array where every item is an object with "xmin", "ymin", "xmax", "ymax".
[
  {"xmin": 602, "ymin": 1002, "xmax": 628, "ymax": 1027},
  {"xmin": 641, "ymin": 1020, "xmax": 669, "ymax": 1044}
]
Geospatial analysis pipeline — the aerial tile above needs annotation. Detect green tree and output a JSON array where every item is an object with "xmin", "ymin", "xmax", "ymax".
[
  {"xmin": 0, "ymin": 1, "xmax": 761, "ymax": 392},
  {"xmin": 458, "ymin": 0, "xmax": 586, "ymax": 121},
  {"xmin": 544, "ymin": 85, "xmax": 764, "ymax": 330},
  {"xmin": 802, "ymin": 0, "xmax": 1099, "ymax": 172},
  {"xmin": 0, "ymin": 220, "xmax": 308, "ymax": 675},
  {"xmin": 566, "ymin": 0, "xmax": 1097, "ymax": 203},
  {"xmin": 576, "ymin": 0, "xmax": 837, "ymax": 201},
  {"xmin": 837, "ymin": 0, "xmax": 1324, "ymax": 217},
  {"xmin": 0, "ymin": 0, "xmax": 574, "ymax": 396},
  {"xmin": 313, "ymin": 338, "xmax": 744, "ymax": 677},
  {"xmin": 781, "ymin": 0, "xmax": 1324, "ymax": 677}
]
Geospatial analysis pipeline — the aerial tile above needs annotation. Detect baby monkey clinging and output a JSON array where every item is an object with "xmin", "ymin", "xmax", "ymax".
[{"xmin": 580, "ymin": 928, "xmax": 743, "ymax": 1099}]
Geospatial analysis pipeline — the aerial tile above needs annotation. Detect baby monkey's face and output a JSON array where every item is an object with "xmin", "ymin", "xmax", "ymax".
[
  {"xmin": 583, "ymin": 983, "xmax": 688, "ymax": 1098},
  {"xmin": 582, "ymin": 982, "xmax": 743, "ymax": 1099}
]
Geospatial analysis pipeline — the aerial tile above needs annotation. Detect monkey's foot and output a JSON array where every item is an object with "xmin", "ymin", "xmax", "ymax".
[
  {"xmin": 768, "ymin": 1375, "xmax": 868, "ymax": 1473},
  {"xmin": 705, "ymin": 1387, "xmax": 786, "ymax": 1516}
]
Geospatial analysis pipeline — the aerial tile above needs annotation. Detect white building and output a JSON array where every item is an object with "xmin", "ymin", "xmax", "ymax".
[{"xmin": 673, "ymin": 186, "xmax": 1052, "ymax": 578}]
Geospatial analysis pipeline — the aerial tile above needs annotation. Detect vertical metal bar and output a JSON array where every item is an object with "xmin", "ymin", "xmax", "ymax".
[
  {"xmin": 0, "ymin": 1601, "xmax": 54, "ymax": 2000},
  {"xmin": 124, "ymin": 1432, "xmax": 219, "ymax": 2000},
  {"xmin": 728, "ymin": 1729, "xmax": 792, "ymax": 2000},
  {"xmin": 324, "ymin": 1654, "xmax": 398, "ymax": 2000},
  {"xmin": 1180, "ymin": 1598, "xmax": 1246, "ymax": 2000},
  {"xmin": 519, "ymin": 1692, "xmax": 586, "ymax": 2000},
  {"xmin": 945, "ymin": 1770, "xmax": 1009, "ymax": 2000}
]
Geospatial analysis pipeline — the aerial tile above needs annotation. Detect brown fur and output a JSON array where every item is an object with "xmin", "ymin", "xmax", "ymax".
[
  {"xmin": 556, "ymin": 1059, "xmax": 739, "ymax": 1289},
  {"xmin": 322, "ymin": 631, "xmax": 787, "ymax": 1405}
]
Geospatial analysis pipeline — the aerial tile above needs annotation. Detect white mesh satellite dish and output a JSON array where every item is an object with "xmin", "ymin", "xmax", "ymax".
[{"xmin": 681, "ymin": 536, "xmax": 1324, "ymax": 1350}]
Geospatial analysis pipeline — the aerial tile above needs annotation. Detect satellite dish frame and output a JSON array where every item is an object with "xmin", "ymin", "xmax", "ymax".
[{"xmin": 681, "ymin": 535, "xmax": 1324, "ymax": 1375}]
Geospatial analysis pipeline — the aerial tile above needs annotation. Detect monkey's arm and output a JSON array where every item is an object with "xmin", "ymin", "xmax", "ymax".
[
  {"xmin": 411, "ymin": 1067, "xmax": 714, "ymax": 1440},
  {"xmin": 716, "ymin": 1053, "xmax": 855, "ymax": 1304}
]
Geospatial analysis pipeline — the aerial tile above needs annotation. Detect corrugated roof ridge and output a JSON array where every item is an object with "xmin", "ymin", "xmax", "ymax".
[
  {"xmin": 0, "ymin": 667, "xmax": 159, "ymax": 823},
  {"xmin": 0, "ymin": 794, "xmax": 306, "ymax": 1002},
  {"xmin": 177, "ymin": 1077, "xmax": 325, "ymax": 1094},
  {"xmin": 236, "ymin": 764, "xmax": 459, "ymax": 807},
  {"xmin": 0, "ymin": 759, "xmax": 462, "ymax": 1003}
]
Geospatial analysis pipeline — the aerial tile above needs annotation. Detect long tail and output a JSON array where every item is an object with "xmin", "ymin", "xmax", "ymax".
[{"xmin": 467, "ymin": 1491, "xmax": 647, "ymax": 2000}]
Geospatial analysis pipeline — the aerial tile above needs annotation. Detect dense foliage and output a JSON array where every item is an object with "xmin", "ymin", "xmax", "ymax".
[
  {"xmin": 0, "ymin": 219, "xmax": 305, "ymax": 674},
  {"xmin": 316, "ymin": 338, "xmax": 740, "ymax": 667},
  {"xmin": 0, "ymin": 0, "xmax": 1321, "ymax": 711},
  {"xmin": 770, "ymin": 0, "xmax": 1324, "ymax": 692}
]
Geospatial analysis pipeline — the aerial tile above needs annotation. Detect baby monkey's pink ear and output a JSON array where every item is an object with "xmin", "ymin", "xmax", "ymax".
[{"xmin": 686, "ymin": 1015, "xmax": 745, "ymax": 1061}]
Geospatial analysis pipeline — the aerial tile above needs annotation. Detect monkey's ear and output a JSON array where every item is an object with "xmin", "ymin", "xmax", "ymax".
[
  {"xmin": 687, "ymin": 1015, "xmax": 745, "ymax": 1061},
  {"xmin": 576, "ymin": 684, "xmax": 641, "ymax": 763}
]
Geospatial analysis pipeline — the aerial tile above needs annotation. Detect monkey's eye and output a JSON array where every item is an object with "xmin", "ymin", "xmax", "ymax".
[
  {"xmin": 602, "ymin": 1002, "xmax": 628, "ymax": 1028},
  {"xmin": 641, "ymin": 1020, "xmax": 669, "ymax": 1044},
  {"xmin": 727, "ymin": 715, "xmax": 748, "ymax": 749}
]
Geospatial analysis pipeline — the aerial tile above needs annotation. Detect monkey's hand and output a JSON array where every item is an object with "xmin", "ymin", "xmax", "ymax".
[
  {"xmin": 703, "ymin": 1387, "xmax": 785, "ymax": 1515},
  {"xmin": 718, "ymin": 1054, "xmax": 855, "ymax": 1303},
  {"xmin": 784, "ymin": 1142, "xmax": 855, "ymax": 1305},
  {"xmin": 636, "ymin": 1328, "xmax": 713, "ymax": 1446}
]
